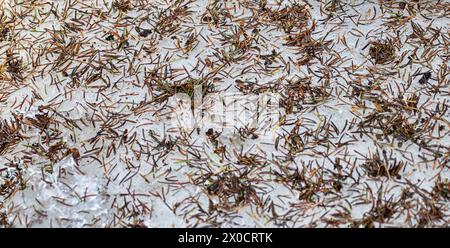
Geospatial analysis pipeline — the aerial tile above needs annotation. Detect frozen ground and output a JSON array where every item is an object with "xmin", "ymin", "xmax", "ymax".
[{"xmin": 0, "ymin": 0, "xmax": 449, "ymax": 227}]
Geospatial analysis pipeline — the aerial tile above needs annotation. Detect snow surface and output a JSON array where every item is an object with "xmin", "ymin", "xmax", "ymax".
[{"xmin": 0, "ymin": 0, "xmax": 449, "ymax": 227}]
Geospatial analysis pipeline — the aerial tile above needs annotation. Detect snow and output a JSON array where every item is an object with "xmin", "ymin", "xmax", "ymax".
[{"xmin": 0, "ymin": 0, "xmax": 449, "ymax": 227}]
